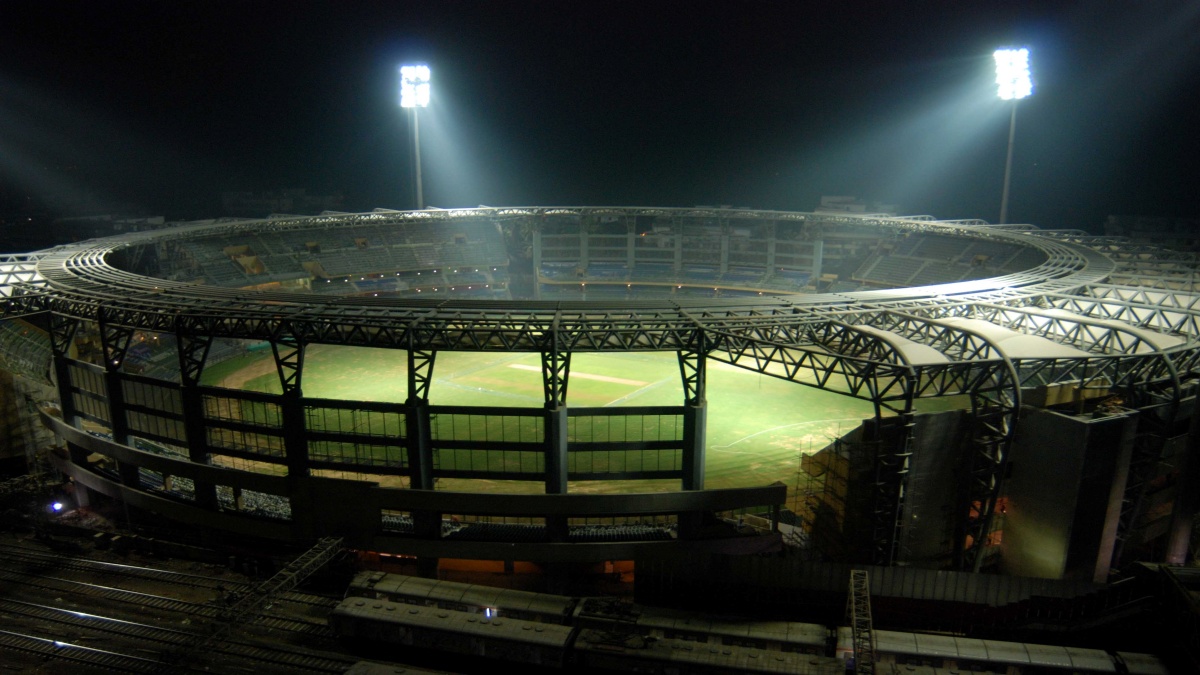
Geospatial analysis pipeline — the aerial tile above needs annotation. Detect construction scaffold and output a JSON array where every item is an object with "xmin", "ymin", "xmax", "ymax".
[{"xmin": 795, "ymin": 434, "xmax": 863, "ymax": 560}]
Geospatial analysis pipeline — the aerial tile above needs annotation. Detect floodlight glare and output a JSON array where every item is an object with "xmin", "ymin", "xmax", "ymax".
[
  {"xmin": 994, "ymin": 48, "xmax": 1032, "ymax": 100},
  {"xmin": 994, "ymin": 47, "xmax": 1032, "ymax": 224},
  {"xmin": 398, "ymin": 63, "xmax": 432, "ymax": 208},
  {"xmin": 400, "ymin": 64, "xmax": 431, "ymax": 108}
]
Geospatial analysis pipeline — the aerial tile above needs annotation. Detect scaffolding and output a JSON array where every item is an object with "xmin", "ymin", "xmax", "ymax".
[
  {"xmin": 795, "ymin": 429, "xmax": 883, "ymax": 561},
  {"xmin": 795, "ymin": 439, "xmax": 846, "ymax": 559}
]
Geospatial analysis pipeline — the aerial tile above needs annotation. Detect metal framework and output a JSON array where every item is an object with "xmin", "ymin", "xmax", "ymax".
[
  {"xmin": 5, "ymin": 207, "xmax": 1200, "ymax": 569},
  {"xmin": 161, "ymin": 537, "xmax": 343, "ymax": 671},
  {"xmin": 847, "ymin": 569, "xmax": 876, "ymax": 675},
  {"xmin": 0, "ymin": 254, "xmax": 46, "ymax": 296}
]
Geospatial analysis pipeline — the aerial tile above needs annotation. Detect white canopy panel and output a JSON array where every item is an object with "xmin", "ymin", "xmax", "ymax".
[
  {"xmin": 1039, "ymin": 307, "xmax": 1186, "ymax": 351},
  {"xmin": 852, "ymin": 324, "xmax": 951, "ymax": 366},
  {"xmin": 939, "ymin": 317, "xmax": 1092, "ymax": 359},
  {"xmin": 0, "ymin": 257, "xmax": 45, "ymax": 297}
]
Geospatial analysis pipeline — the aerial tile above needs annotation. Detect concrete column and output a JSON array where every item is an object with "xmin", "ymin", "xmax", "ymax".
[
  {"xmin": 279, "ymin": 389, "xmax": 313, "ymax": 538},
  {"xmin": 545, "ymin": 405, "xmax": 570, "ymax": 541},
  {"xmin": 545, "ymin": 405, "xmax": 569, "ymax": 495},
  {"xmin": 52, "ymin": 355, "xmax": 79, "ymax": 430},
  {"xmin": 682, "ymin": 402, "xmax": 707, "ymax": 491},
  {"xmin": 179, "ymin": 384, "xmax": 218, "ymax": 509},
  {"xmin": 405, "ymin": 401, "xmax": 435, "ymax": 490},
  {"xmin": 104, "ymin": 369, "xmax": 140, "ymax": 490},
  {"xmin": 104, "ymin": 370, "xmax": 130, "ymax": 445},
  {"xmin": 280, "ymin": 390, "xmax": 309, "ymax": 478}
]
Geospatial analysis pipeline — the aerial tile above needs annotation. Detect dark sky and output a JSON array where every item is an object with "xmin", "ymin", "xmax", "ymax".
[{"xmin": 2, "ymin": 1, "xmax": 1199, "ymax": 230}]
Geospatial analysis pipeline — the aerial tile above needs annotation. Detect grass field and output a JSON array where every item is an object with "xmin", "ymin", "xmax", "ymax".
[{"xmin": 201, "ymin": 344, "xmax": 886, "ymax": 496}]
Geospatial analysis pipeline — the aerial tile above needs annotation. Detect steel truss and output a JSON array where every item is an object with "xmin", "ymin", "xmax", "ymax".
[
  {"xmin": 0, "ymin": 253, "xmax": 47, "ymax": 294},
  {"xmin": 1041, "ymin": 292, "xmax": 1200, "ymax": 337},
  {"xmin": 9, "ymin": 207, "xmax": 1200, "ymax": 570},
  {"xmin": 269, "ymin": 332, "xmax": 304, "ymax": 395},
  {"xmin": 176, "ymin": 333, "xmax": 212, "ymax": 386},
  {"xmin": 541, "ymin": 316, "xmax": 570, "ymax": 408},
  {"xmin": 406, "ymin": 347, "xmax": 436, "ymax": 402}
]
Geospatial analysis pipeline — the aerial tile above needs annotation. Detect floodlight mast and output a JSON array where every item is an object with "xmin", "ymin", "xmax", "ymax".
[
  {"xmin": 994, "ymin": 48, "xmax": 1032, "ymax": 225},
  {"xmin": 400, "ymin": 64, "xmax": 431, "ymax": 209}
]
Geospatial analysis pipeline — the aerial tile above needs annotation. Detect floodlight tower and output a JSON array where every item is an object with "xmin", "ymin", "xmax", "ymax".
[
  {"xmin": 400, "ymin": 64, "xmax": 431, "ymax": 209},
  {"xmin": 994, "ymin": 48, "xmax": 1032, "ymax": 225}
]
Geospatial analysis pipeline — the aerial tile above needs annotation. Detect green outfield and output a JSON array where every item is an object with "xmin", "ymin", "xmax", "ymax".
[{"xmin": 201, "ymin": 344, "xmax": 882, "ymax": 496}]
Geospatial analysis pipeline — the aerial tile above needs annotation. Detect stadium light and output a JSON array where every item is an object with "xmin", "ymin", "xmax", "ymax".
[
  {"xmin": 994, "ymin": 48, "xmax": 1032, "ymax": 101},
  {"xmin": 994, "ymin": 48, "xmax": 1032, "ymax": 224},
  {"xmin": 400, "ymin": 64, "xmax": 431, "ymax": 108},
  {"xmin": 399, "ymin": 64, "xmax": 431, "ymax": 209}
]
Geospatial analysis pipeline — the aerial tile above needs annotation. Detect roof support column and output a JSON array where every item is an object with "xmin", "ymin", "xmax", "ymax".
[
  {"xmin": 542, "ymin": 317, "xmax": 571, "ymax": 542},
  {"xmin": 957, "ymin": 360, "xmax": 1021, "ymax": 572},
  {"xmin": 869, "ymin": 375, "xmax": 917, "ymax": 567},
  {"xmin": 49, "ymin": 314, "xmax": 87, "ymax": 465},
  {"xmin": 271, "ymin": 332, "xmax": 316, "ymax": 539},
  {"xmin": 99, "ymin": 317, "xmax": 140, "ymax": 490},
  {"xmin": 1115, "ymin": 406, "xmax": 1169, "ymax": 567},
  {"xmin": 405, "ymin": 348, "xmax": 436, "ymax": 490},
  {"xmin": 405, "ymin": 345, "xmax": 440, "ymax": 577},
  {"xmin": 679, "ymin": 340, "xmax": 707, "ymax": 491},
  {"xmin": 1112, "ymin": 356, "xmax": 1183, "ymax": 568},
  {"xmin": 177, "ymin": 331, "xmax": 217, "ymax": 510},
  {"xmin": 49, "ymin": 314, "xmax": 79, "ymax": 428},
  {"xmin": 270, "ymin": 333, "xmax": 308, "ymax": 478},
  {"xmin": 880, "ymin": 315, "xmax": 1021, "ymax": 573},
  {"xmin": 542, "ymin": 325, "xmax": 570, "ymax": 496}
]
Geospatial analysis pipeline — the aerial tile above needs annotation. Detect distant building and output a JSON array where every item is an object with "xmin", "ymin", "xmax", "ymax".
[
  {"xmin": 51, "ymin": 214, "xmax": 167, "ymax": 241},
  {"xmin": 221, "ymin": 189, "xmax": 344, "ymax": 217},
  {"xmin": 1104, "ymin": 214, "xmax": 1200, "ymax": 249},
  {"xmin": 814, "ymin": 196, "xmax": 898, "ymax": 216}
]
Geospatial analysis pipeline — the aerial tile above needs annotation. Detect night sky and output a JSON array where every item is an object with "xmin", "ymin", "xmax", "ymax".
[{"xmin": 3, "ymin": 1, "xmax": 1199, "ymax": 231}]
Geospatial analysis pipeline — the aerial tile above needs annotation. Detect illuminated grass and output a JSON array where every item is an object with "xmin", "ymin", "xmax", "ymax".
[{"xmin": 211, "ymin": 345, "xmax": 878, "ymax": 494}]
